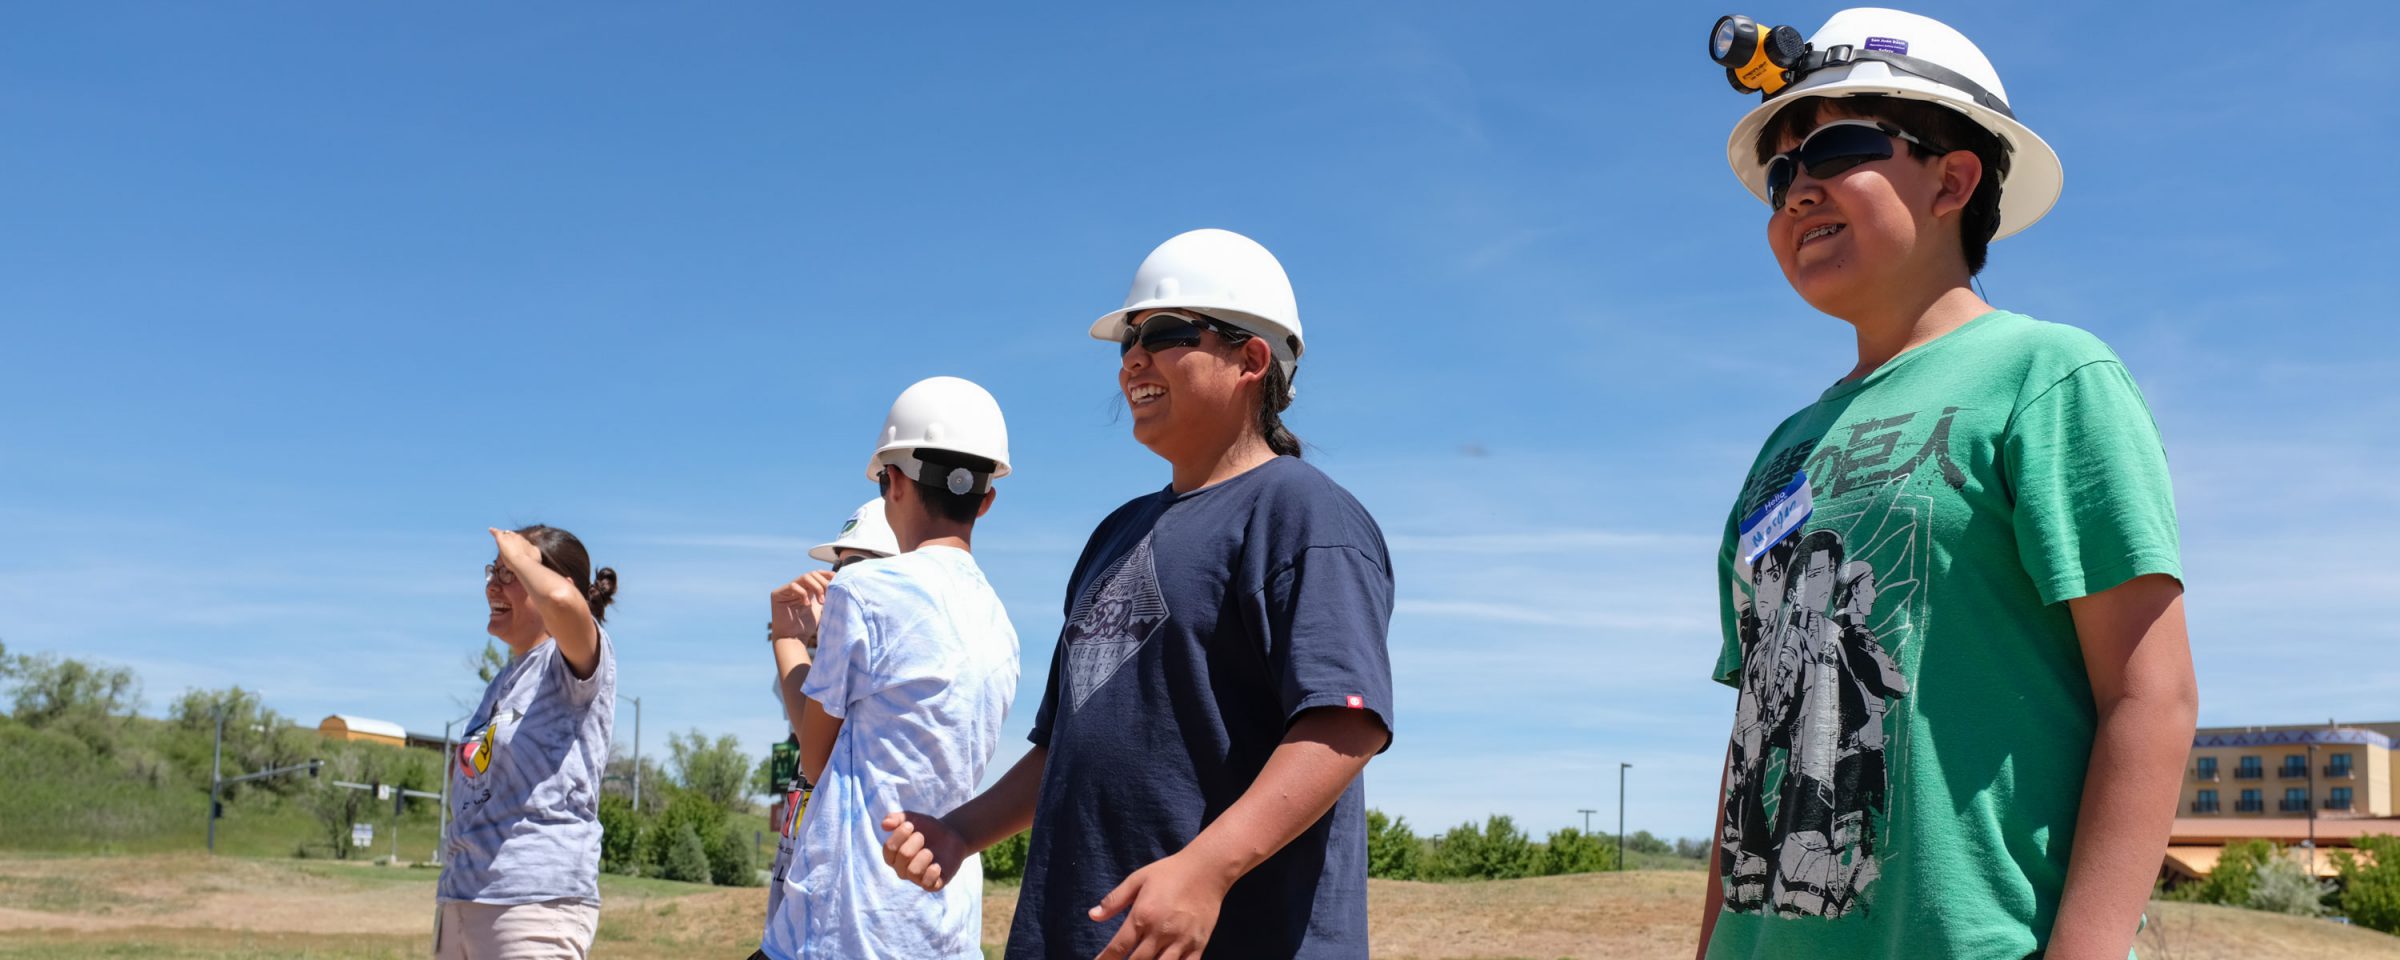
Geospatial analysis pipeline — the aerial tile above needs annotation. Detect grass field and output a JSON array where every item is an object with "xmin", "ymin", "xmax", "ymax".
[{"xmin": 3, "ymin": 854, "xmax": 2395, "ymax": 959}]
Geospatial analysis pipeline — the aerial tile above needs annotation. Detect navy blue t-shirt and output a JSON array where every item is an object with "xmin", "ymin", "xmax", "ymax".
[{"xmin": 1008, "ymin": 456, "xmax": 1396, "ymax": 960}]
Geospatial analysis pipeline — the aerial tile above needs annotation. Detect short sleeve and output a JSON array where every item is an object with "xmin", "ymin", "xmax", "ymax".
[
  {"xmin": 1712, "ymin": 531, "xmax": 1746, "ymax": 689},
  {"xmin": 798, "ymin": 581, "xmax": 878, "ymax": 720},
  {"xmin": 1027, "ymin": 638, "xmax": 1065, "ymax": 747},
  {"xmin": 552, "ymin": 625, "xmax": 613, "ymax": 706},
  {"xmin": 1261, "ymin": 545, "xmax": 1396, "ymax": 751},
  {"xmin": 2004, "ymin": 360, "xmax": 2182, "ymax": 605}
]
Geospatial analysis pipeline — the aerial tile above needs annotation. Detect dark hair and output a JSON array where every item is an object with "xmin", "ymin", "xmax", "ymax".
[
  {"xmin": 1753, "ymin": 94, "xmax": 2010, "ymax": 276},
  {"xmin": 1198, "ymin": 316, "xmax": 1304, "ymax": 459},
  {"xmin": 904, "ymin": 449, "xmax": 997, "ymax": 525},
  {"xmin": 1257, "ymin": 360, "xmax": 1302, "ymax": 458},
  {"xmin": 515, "ymin": 524, "xmax": 618, "ymax": 624}
]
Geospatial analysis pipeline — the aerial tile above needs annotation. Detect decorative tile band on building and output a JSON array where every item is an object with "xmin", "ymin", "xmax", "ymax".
[{"xmin": 2192, "ymin": 728, "xmax": 2394, "ymax": 750}]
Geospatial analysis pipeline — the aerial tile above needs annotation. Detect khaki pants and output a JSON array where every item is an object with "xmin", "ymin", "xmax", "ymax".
[{"xmin": 434, "ymin": 899, "xmax": 599, "ymax": 960}]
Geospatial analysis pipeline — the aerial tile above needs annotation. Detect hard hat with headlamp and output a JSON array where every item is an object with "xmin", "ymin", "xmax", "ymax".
[{"xmin": 1712, "ymin": 7, "xmax": 2062, "ymax": 239}]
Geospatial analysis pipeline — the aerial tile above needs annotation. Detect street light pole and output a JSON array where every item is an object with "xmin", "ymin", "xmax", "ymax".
[
  {"xmin": 435, "ymin": 719, "xmax": 453, "ymax": 866},
  {"xmin": 1618, "ymin": 763, "xmax": 1632, "ymax": 872},
  {"xmin": 206, "ymin": 706, "xmax": 225, "ymax": 853},
  {"xmin": 1578, "ymin": 808, "xmax": 1597, "ymax": 835},
  {"xmin": 630, "ymin": 696, "xmax": 643, "ymax": 811}
]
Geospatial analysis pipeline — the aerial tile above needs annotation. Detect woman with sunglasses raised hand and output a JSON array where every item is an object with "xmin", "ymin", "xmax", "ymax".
[
  {"xmin": 1697, "ymin": 9, "xmax": 2193, "ymax": 960},
  {"xmin": 439, "ymin": 525, "xmax": 618, "ymax": 960},
  {"xmin": 880, "ymin": 228, "xmax": 1397, "ymax": 960}
]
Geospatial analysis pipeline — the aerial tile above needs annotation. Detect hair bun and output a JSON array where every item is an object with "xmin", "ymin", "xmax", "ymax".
[{"xmin": 587, "ymin": 567, "xmax": 619, "ymax": 623}]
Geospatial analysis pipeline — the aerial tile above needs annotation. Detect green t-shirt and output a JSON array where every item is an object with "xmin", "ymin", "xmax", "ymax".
[{"xmin": 1706, "ymin": 311, "xmax": 2180, "ymax": 960}]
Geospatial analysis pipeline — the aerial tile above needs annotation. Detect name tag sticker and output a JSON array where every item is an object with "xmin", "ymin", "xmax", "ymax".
[{"xmin": 1737, "ymin": 470, "xmax": 1814, "ymax": 566}]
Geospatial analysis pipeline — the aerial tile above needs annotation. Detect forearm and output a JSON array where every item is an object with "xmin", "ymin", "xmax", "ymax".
[
  {"xmin": 2047, "ymin": 692, "xmax": 2196, "ymax": 958},
  {"xmin": 944, "ymin": 745, "xmax": 1047, "ymax": 852},
  {"xmin": 1179, "ymin": 710, "xmax": 1381, "ymax": 885},
  {"xmin": 797, "ymin": 695, "xmax": 841, "ymax": 784},
  {"xmin": 770, "ymin": 637, "xmax": 812, "ymax": 741}
]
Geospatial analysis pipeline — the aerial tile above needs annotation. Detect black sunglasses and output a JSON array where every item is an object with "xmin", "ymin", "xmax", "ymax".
[
  {"xmin": 1763, "ymin": 120, "xmax": 1933, "ymax": 209},
  {"xmin": 1119, "ymin": 309, "xmax": 1253, "ymax": 357}
]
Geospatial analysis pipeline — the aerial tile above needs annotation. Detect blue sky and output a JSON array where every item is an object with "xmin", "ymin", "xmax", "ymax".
[{"xmin": 2, "ymin": 2, "xmax": 2392, "ymax": 841}]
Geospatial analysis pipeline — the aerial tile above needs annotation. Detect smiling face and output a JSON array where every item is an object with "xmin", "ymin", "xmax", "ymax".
[
  {"xmin": 1118, "ymin": 309, "xmax": 1269, "ymax": 463},
  {"xmin": 1764, "ymin": 102, "xmax": 1980, "ymax": 322},
  {"xmin": 484, "ymin": 556, "xmax": 546, "ymax": 648}
]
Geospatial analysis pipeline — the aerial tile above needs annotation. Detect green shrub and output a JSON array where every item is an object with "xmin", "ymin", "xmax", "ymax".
[
  {"xmin": 706, "ymin": 822, "xmax": 758, "ymax": 887},
  {"xmin": 1540, "ymin": 827, "xmax": 1616, "ymax": 875},
  {"xmin": 2196, "ymin": 839, "xmax": 2274, "ymax": 906},
  {"xmin": 598, "ymin": 794, "xmax": 644, "ymax": 875},
  {"xmin": 660, "ymin": 824, "xmax": 712, "ymax": 883},
  {"xmin": 1366, "ymin": 809, "xmax": 1421, "ymax": 880},
  {"xmin": 641, "ymin": 790, "xmax": 726, "ymax": 872},
  {"xmin": 2335, "ymin": 835, "xmax": 2400, "ymax": 933},
  {"xmin": 1426, "ymin": 815, "xmax": 1538, "ymax": 881},
  {"xmin": 983, "ymin": 830, "xmax": 1029, "ymax": 881}
]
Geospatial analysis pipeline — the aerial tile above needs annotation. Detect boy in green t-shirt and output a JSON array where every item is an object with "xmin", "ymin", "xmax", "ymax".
[{"xmin": 1695, "ymin": 9, "xmax": 2198, "ymax": 960}]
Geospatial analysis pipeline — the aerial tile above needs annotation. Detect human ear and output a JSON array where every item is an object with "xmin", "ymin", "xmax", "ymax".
[{"xmin": 1931, "ymin": 150, "xmax": 1983, "ymax": 221}]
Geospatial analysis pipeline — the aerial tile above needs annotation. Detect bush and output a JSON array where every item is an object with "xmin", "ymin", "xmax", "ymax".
[
  {"xmin": 641, "ymin": 790, "xmax": 726, "ymax": 872},
  {"xmin": 2195, "ymin": 839, "xmax": 2274, "ymax": 906},
  {"xmin": 598, "ymin": 794, "xmax": 644, "ymax": 875},
  {"xmin": 1426, "ymin": 815, "xmax": 1538, "ymax": 881},
  {"xmin": 706, "ymin": 822, "xmax": 758, "ymax": 887},
  {"xmin": 2248, "ymin": 853, "xmax": 2330, "ymax": 916},
  {"xmin": 2335, "ymin": 834, "xmax": 2400, "ymax": 933},
  {"xmin": 660, "ymin": 824, "xmax": 712, "ymax": 883},
  {"xmin": 1541, "ymin": 828, "xmax": 1616, "ymax": 875},
  {"xmin": 984, "ymin": 830, "xmax": 1029, "ymax": 882},
  {"xmin": 1366, "ymin": 809, "xmax": 1421, "ymax": 880}
]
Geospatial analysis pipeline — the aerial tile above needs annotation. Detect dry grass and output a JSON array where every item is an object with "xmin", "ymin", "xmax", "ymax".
[{"xmin": 0, "ymin": 855, "xmax": 2394, "ymax": 959}]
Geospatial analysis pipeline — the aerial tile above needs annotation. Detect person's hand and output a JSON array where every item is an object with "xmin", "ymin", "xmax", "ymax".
[
  {"xmin": 770, "ymin": 570, "xmax": 835, "ymax": 643},
  {"xmin": 880, "ymin": 810, "xmax": 968, "ymax": 891},
  {"xmin": 490, "ymin": 528, "xmax": 544, "ymax": 580},
  {"xmin": 1088, "ymin": 850, "xmax": 1233, "ymax": 960}
]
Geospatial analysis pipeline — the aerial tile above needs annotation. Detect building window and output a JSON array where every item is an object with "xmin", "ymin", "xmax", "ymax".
[
  {"xmin": 2238, "ymin": 789, "xmax": 2263, "ymax": 813},
  {"xmin": 2195, "ymin": 757, "xmax": 2219, "ymax": 780},
  {"xmin": 2279, "ymin": 755, "xmax": 2309, "ymax": 778},
  {"xmin": 2281, "ymin": 787, "xmax": 2310, "ymax": 812},
  {"xmin": 2329, "ymin": 754, "xmax": 2355, "ymax": 778},
  {"xmin": 2193, "ymin": 789, "xmax": 2220, "ymax": 814},
  {"xmin": 2329, "ymin": 787, "xmax": 2354, "ymax": 811},
  {"xmin": 2236, "ymin": 756, "xmax": 2263, "ymax": 779}
]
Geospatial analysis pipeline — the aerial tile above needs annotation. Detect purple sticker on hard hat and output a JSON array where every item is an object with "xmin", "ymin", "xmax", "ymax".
[{"xmin": 1863, "ymin": 36, "xmax": 1909, "ymax": 54}]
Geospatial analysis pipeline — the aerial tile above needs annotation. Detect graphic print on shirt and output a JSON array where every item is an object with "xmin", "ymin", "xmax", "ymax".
[
  {"xmin": 1720, "ymin": 407, "xmax": 1961, "ymax": 919},
  {"xmin": 1062, "ymin": 534, "xmax": 1168, "ymax": 712}
]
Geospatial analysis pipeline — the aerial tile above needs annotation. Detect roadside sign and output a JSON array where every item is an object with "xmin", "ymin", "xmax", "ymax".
[{"xmin": 351, "ymin": 822, "xmax": 374, "ymax": 847}]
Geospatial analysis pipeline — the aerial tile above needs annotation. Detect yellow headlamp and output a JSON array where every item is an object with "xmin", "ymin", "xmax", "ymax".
[{"xmin": 1710, "ymin": 15, "xmax": 1807, "ymax": 95}]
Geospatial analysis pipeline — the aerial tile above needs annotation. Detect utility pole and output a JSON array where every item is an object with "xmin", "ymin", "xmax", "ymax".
[
  {"xmin": 630, "ymin": 695, "xmax": 643, "ymax": 811},
  {"xmin": 1618, "ymin": 763, "xmax": 1632, "ymax": 872},
  {"xmin": 2307, "ymin": 741, "xmax": 2320, "ymax": 875},
  {"xmin": 207, "ymin": 706, "xmax": 225, "ymax": 853},
  {"xmin": 435, "ymin": 719, "xmax": 453, "ymax": 865},
  {"xmin": 1578, "ymin": 808, "xmax": 1597, "ymax": 835}
]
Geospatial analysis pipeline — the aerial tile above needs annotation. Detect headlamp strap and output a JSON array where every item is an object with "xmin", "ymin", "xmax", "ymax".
[{"xmin": 1774, "ymin": 44, "xmax": 2017, "ymax": 121}]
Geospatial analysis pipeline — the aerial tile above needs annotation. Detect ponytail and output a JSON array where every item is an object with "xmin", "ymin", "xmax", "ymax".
[{"xmin": 1258, "ymin": 362, "xmax": 1303, "ymax": 458}]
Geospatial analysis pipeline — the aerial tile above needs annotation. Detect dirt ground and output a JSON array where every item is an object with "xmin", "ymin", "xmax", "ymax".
[{"xmin": 2, "ymin": 854, "xmax": 2396, "ymax": 959}]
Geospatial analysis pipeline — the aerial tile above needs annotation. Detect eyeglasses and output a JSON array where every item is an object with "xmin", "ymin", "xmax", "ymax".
[
  {"xmin": 1119, "ymin": 309, "xmax": 1253, "ymax": 357},
  {"xmin": 1763, "ymin": 119, "xmax": 1933, "ymax": 209},
  {"xmin": 483, "ymin": 563, "xmax": 517, "ymax": 586}
]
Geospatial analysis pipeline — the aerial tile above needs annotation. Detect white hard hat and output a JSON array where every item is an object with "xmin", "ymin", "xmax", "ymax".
[
  {"xmin": 808, "ymin": 497, "xmax": 901, "ymax": 564},
  {"xmin": 1088, "ymin": 228, "xmax": 1304, "ymax": 385},
  {"xmin": 866, "ymin": 376, "xmax": 1011, "ymax": 494},
  {"xmin": 1725, "ymin": 8, "xmax": 2062, "ymax": 239}
]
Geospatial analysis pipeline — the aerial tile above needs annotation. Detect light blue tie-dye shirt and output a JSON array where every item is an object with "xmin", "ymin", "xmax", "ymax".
[
  {"xmin": 760, "ymin": 547, "xmax": 1020, "ymax": 959},
  {"xmin": 438, "ymin": 628, "xmax": 616, "ymax": 906}
]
